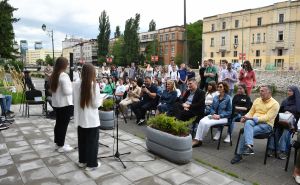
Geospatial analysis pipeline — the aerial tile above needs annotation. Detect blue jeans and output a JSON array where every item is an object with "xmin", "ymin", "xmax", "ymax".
[
  {"xmin": 179, "ymin": 83, "xmax": 187, "ymax": 94},
  {"xmin": 268, "ymin": 128, "xmax": 291, "ymax": 152},
  {"xmin": 237, "ymin": 120, "xmax": 272, "ymax": 155},
  {"xmin": 0, "ymin": 95, "xmax": 12, "ymax": 115},
  {"xmin": 222, "ymin": 114, "xmax": 242, "ymax": 135}
]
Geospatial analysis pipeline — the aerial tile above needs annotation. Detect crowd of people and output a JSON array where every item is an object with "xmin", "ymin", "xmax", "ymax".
[{"xmin": 2, "ymin": 56, "xmax": 300, "ymax": 183}]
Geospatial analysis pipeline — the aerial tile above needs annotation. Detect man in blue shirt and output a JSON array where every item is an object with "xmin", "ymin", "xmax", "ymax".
[{"xmin": 177, "ymin": 63, "xmax": 188, "ymax": 94}]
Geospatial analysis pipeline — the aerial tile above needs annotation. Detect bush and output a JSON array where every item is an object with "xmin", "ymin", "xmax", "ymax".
[
  {"xmin": 0, "ymin": 87, "xmax": 23, "ymax": 104},
  {"xmin": 100, "ymin": 99, "xmax": 114, "ymax": 111},
  {"xmin": 147, "ymin": 114, "xmax": 195, "ymax": 137}
]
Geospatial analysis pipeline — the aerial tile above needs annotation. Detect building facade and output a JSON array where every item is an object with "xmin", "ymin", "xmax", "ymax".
[
  {"xmin": 202, "ymin": 0, "xmax": 300, "ymax": 70},
  {"xmin": 26, "ymin": 49, "xmax": 61, "ymax": 65},
  {"xmin": 72, "ymin": 39, "xmax": 98, "ymax": 65},
  {"xmin": 34, "ymin": 41, "xmax": 43, "ymax": 50},
  {"xmin": 139, "ymin": 30, "xmax": 158, "ymax": 55},
  {"xmin": 20, "ymin": 40, "xmax": 28, "ymax": 63}
]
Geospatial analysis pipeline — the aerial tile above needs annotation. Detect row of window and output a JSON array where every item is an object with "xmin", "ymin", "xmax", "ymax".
[
  {"xmin": 209, "ymin": 49, "xmax": 284, "ymax": 58},
  {"xmin": 159, "ymin": 45, "xmax": 175, "ymax": 54},
  {"xmin": 141, "ymin": 34, "xmax": 157, "ymax": 40},
  {"xmin": 211, "ymin": 13, "xmax": 285, "ymax": 31},
  {"xmin": 159, "ymin": 33, "xmax": 176, "ymax": 42}
]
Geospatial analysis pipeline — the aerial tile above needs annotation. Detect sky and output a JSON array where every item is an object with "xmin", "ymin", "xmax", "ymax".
[{"xmin": 10, "ymin": 0, "xmax": 287, "ymax": 50}]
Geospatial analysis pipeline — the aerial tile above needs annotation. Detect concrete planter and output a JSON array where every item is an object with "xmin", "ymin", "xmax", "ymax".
[
  {"xmin": 99, "ymin": 110, "xmax": 114, "ymax": 130},
  {"xmin": 145, "ymin": 126, "xmax": 192, "ymax": 164}
]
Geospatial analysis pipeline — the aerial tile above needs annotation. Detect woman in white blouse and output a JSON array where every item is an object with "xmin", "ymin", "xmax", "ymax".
[{"xmin": 73, "ymin": 63, "xmax": 101, "ymax": 171}]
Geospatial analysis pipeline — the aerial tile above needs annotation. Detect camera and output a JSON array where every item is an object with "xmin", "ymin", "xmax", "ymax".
[{"xmin": 142, "ymin": 84, "xmax": 146, "ymax": 88}]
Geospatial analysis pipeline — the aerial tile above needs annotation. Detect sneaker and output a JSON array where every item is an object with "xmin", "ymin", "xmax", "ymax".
[
  {"xmin": 213, "ymin": 131, "xmax": 221, "ymax": 141},
  {"xmin": 267, "ymin": 149, "xmax": 275, "ymax": 157},
  {"xmin": 278, "ymin": 152, "xmax": 287, "ymax": 160},
  {"xmin": 231, "ymin": 155, "xmax": 243, "ymax": 164},
  {"xmin": 57, "ymin": 144, "xmax": 73, "ymax": 153},
  {"xmin": 243, "ymin": 145, "xmax": 254, "ymax": 155},
  {"xmin": 85, "ymin": 162, "xmax": 101, "ymax": 171},
  {"xmin": 77, "ymin": 162, "xmax": 87, "ymax": 168},
  {"xmin": 137, "ymin": 119, "xmax": 145, "ymax": 125},
  {"xmin": 7, "ymin": 110, "xmax": 14, "ymax": 114},
  {"xmin": 223, "ymin": 134, "xmax": 231, "ymax": 143},
  {"xmin": 0, "ymin": 123, "xmax": 9, "ymax": 130}
]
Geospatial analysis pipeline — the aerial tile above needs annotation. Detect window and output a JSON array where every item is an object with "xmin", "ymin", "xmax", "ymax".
[
  {"xmin": 252, "ymin": 34, "xmax": 255, "ymax": 43},
  {"xmin": 221, "ymin": 51, "xmax": 226, "ymax": 57},
  {"xmin": 275, "ymin": 59, "xmax": 284, "ymax": 68},
  {"xmin": 278, "ymin": 31, "xmax": 284, "ymax": 41},
  {"xmin": 171, "ymin": 45, "xmax": 175, "ymax": 53},
  {"xmin": 257, "ymin": 17, "xmax": 262, "ymax": 26},
  {"xmin": 159, "ymin": 46, "xmax": 163, "ymax": 54},
  {"xmin": 278, "ymin": 49, "xmax": 283, "ymax": 56},
  {"xmin": 253, "ymin": 59, "xmax": 262, "ymax": 67},
  {"xmin": 235, "ymin": 20, "xmax": 239, "ymax": 28},
  {"xmin": 211, "ymin": 24, "xmax": 215, "ymax": 31},
  {"xmin": 233, "ymin": 51, "xmax": 238, "ymax": 57},
  {"xmin": 142, "ymin": 35, "xmax": 148, "ymax": 40},
  {"xmin": 159, "ymin": 35, "xmax": 163, "ymax": 42},
  {"xmin": 210, "ymin": 52, "xmax": 214, "ymax": 58},
  {"xmin": 279, "ymin": 14, "xmax": 284, "ymax": 23},
  {"xmin": 263, "ymin": 33, "xmax": 266, "ymax": 42},
  {"xmin": 257, "ymin": 33, "xmax": 261, "ymax": 43},
  {"xmin": 210, "ymin": 38, "xmax": 214, "ymax": 47},
  {"xmin": 234, "ymin": 35, "xmax": 238, "ymax": 45},
  {"xmin": 256, "ymin": 50, "xmax": 260, "ymax": 57},
  {"xmin": 165, "ymin": 34, "xmax": 169, "ymax": 41},
  {"xmin": 171, "ymin": 33, "xmax": 175, "ymax": 40},
  {"xmin": 164, "ymin": 45, "xmax": 168, "ymax": 54},
  {"xmin": 222, "ymin": 22, "xmax": 226, "ymax": 30},
  {"xmin": 221, "ymin": 36, "xmax": 225, "ymax": 46}
]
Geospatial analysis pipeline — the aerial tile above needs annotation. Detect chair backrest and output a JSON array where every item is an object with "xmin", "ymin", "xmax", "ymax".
[{"xmin": 25, "ymin": 90, "xmax": 43, "ymax": 101}]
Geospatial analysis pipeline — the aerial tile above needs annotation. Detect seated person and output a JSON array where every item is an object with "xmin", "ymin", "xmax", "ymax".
[
  {"xmin": 114, "ymin": 79, "xmax": 126, "ymax": 101},
  {"xmin": 24, "ymin": 71, "xmax": 35, "ymax": 90},
  {"xmin": 131, "ymin": 76, "xmax": 158, "ymax": 125},
  {"xmin": 223, "ymin": 83, "xmax": 252, "ymax": 143},
  {"xmin": 192, "ymin": 81, "xmax": 232, "ymax": 147},
  {"xmin": 0, "ymin": 94, "xmax": 14, "ymax": 118},
  {"xmin": 153, "ymin": 78, "xmax": 163, "ymax": 97},
  {"xmin": 268, "ymin": 86, "xmax": 300, "ymax": 159},
  {"xmin": 119, "ymin": 79, "xmax": 141, "ymax": 118},
  {"xmin": 157, "ymin": 80, "xmax": 178, "ymax": 115},
  {"xmin": 205, "ymin": 81, "xmax": 219, "ymax": 115},
  {"xmin": 101, "ymin": 78, "xmax": 115, "ymax": 96},
  {"xmin": 231, "ymin": 85, "xmax": 280, "ymax": 164},
  {"xmin": 172, "ymin": 78, "xmax": 205, "ymax": 121}
]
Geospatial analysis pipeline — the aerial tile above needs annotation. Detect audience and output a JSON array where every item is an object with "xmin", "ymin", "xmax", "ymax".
[
  {"xmin": 157, "ymin": 80, "xmax": 178, "ymax": 115},
  {"xmin": 205, "ymin": 81, "xmax": 219, "ymax": 115},
  {"xmin": 239, "ymin": 60, "xmax": 256, "ymax": 95}
]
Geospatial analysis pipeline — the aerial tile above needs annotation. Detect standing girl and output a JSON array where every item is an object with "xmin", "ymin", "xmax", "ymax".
[{"xmin": 239, "ymin": 60, "xmax": 256, "ymax": 95}]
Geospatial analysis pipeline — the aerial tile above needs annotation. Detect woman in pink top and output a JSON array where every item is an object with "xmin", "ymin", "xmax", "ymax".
[{"xmin": 239, "ymin": 60, "xmax": 256, "ymax": 95}]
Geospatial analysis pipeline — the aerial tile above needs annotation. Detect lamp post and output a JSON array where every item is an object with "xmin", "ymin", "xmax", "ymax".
[
  {"xmin": 42, "ymin": 24, "xmax": 55, "ymax": 63},
  {"xmin": 183, "ymin": 0, "xmax": 188, "ymax": 65}
]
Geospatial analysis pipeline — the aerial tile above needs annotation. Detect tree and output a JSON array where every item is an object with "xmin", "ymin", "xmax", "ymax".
[
  {"xmin": 0, "ymin": 0, "xmax": 19, "ymax": 59},
  {"xmin": 114, "ymin": 26, "xmax": 121, "ymax": 38},
  {"xmin": 36, "ymin": 59, "xmax": 44, "ymax": 66},
  {"xmin": 174, "ymin": 54, "xmax": 183, "ymax": 66},
  {"xmin": 148, "ymin": 19, "xmax": 156, "ymax": 31},
  {"xmin": 123, "ymin": 13, "xmax": 140, "ymax": 66},
  {"xmin": 45, "ymin": 54, "xmax": 54, "ymax": 66},
  {"xmin": 145, "ymin": 39, "xmax": 159, "ymax": 62},
  {"xmin": 187, "ymin": 20, "xmax": 203, "ymax": 68},
  {"xmin": 111, "ymin": 36, "xmax": 125, "ymax": 66},
  {"xmin": 97, "ymin": 10, "xmax": 111, "ymax": 65}
]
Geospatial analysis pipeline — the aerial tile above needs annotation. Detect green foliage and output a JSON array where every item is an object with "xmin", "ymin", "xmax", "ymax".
[
  {"xmin": 147, "ymin": 114, "xmax": 195, "ymax": 136},
  {"xmin": 36, "ymin": 59, "xmax": 44, "ymax": 66},
  {"xmin": 101, "ymin": 98, "xmax": 114, "ymax": 111},
  {"xmin": 111, "ymin": 36, "xmax": 125, "ymax": 66},
  {"xmin": 0, "ymin": 0, "xmax": 19, "ymax": 60},
  {"xmin": 97, "ymin": 10, "xmax": 111, "ymax": 59},
  {"xmin": 123, "ymin": 13, "xmax": 140, "ymax": 66},
  {"xmin": 174, "ymin": 54, "xmax": 183, "ymax": 66},
  {"xmin": 187, "ymin": 20, "xmax": 203, "ymax": 68},
  {"xmin": 114, "ymin": 26, "xmax": 121, "ymax": 38},
  {"xmin": 0, "ymin": 87, "xmax": 23, "ymax": 104},
  {"xmin": 45, "ymin": 54, "xmax": 54, "ymax": 66},
  {"xmin": 145, "ymin": 39, "xmax": 159, "ymax": 63},
  {"xmin": 148, "ymin": 19, "xmax": 156, "ymax": 31},
  {"xmin": 30, "ymin": 72, "xmax": 44, "ymax": 78},
  {"xmin": 4, "ymin": 59, "xmax": 23, "ymax": 72}
]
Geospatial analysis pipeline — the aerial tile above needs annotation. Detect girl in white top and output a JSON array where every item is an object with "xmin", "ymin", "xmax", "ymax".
[
  {"xmin": 50, "ymin": 57, "xmax": 73, "ymax": 153},
  {"xmin": 73, "ymin": 63, "xmax": 101, "ymax": 171},
  {"xmin": 205, "ymin": 81, "xmax": 219, "ymax": 114}
]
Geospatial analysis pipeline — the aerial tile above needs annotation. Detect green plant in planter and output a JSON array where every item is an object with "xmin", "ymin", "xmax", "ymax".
[
  {"xmin": 100, "ymin": 98, "xmax": 114, "ymax": 111},
  {"xmin": 147, "ymin": 114, "xmax": 195, "ymax": 137}
]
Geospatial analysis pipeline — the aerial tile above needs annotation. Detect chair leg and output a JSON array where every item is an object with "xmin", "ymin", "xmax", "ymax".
[
  {"xmin": 230, "ymin": 132, "xmax": 233, "ymax": 146},
  {"xmin": 217, "ymin": 126, "xmax": 224, "ymax": 150},
  {"xmin": 264, "ymin": 137, "xmax": 271, "ymax": 165},
  {"xmin": 210, "ymin": 127, "xmax": 213, "ymax": 140},
  {"xmin": 285, "ymin": 145, "xmax": 292, "ymax": 171},
  {"xmin": 294, "ymin": 149, "xmax": 298, "ymax": 165},
  {"xmin": 274, "ymin": 132, "xmax": 277, "ymax": 158},
  {"xmin": 234, "ymin": 129, "xmax": 242, "ymax": 155}
]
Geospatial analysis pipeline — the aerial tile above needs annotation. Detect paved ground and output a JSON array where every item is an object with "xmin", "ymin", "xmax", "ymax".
[{"xmin": 0, "ymin": 105, "xmax": 249, "ymax": 185}]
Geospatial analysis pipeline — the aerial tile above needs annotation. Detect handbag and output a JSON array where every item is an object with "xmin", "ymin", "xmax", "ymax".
[{"xmin": 279, "ymin": 112, "xmax": 294, "ymax": 124}]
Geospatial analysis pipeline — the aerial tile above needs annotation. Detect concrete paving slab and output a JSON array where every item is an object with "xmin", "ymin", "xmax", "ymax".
[
  {"xmin": 43, "ymin": 155, "xmax": 70, "ymax": 166},
  {"xmin": 95, "ymin": 174, "xmax": 131, "ymax": 185},
  {"xmin": 121, "ymin": 166, "xmax": 153, "ymax": 182},
  {"xmin": 179, "ymin": 162, "xmax": 209, "ymax": 178},
  {"xmin": 48, "ymin": 161, "xmax": 78, "ymax": 176},
  {"xmin": 0, "ymin": 175, "xmax": 23, "ymax": 185},
  {"xmin": 16, "ymin": 159, "xmax": 46, "ymax": 173},
  {"xmin": 6, "ymin": 140, "xmax": 29, "ymax": 148},
  {"xmin": 135, "ymin": 176, "xmax": 172, "ymax": 185},
  {"xmin": 158, "ymin": 169, "xmax": 193, "ymax": 185},
  {"xmin": 56, "ymin": 170, "xmax": 91, "ymax": 185},
  {"xmin": 12, "ymin": 152, "xmax": 40, "ymax": 163},
  {"xmin": 0, "ymin": 155, "xmax": 14, "ymax": 167},
  {"xmin": 19, "ymin": 166, "xmax": 55, "ymax": 184},
  {"xmin": 4, "ymin": 135, "xmax": 25, "ymax": 142},
  {"xmin": 182, "ymin": 178, "xmax": 207, "ymax": 185},
  {"xmin": 8, "ymin": 145, "xmax": 34, "ymax": 155},
  {"xmin": 139, "ymin": 160, "xmax": 173, "ymax": 174},
  {"xmin": 85, "ymin": 163, "xmax": 115, "ymax": 180},
  {"xmin": 197, "ymin": 171, "xmax": 233, "ymax": 185}
]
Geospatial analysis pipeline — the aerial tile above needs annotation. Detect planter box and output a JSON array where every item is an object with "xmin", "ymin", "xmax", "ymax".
[
  {"xmin": 145, "ymin": 126, "xmax": 192, "ymax": 164},
  {"xmin": 99, "ymin": 110, "xmax": 114, "ymax": 130}
]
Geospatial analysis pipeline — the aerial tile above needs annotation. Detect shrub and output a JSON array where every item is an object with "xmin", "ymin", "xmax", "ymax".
[
  {"xmin": 147, "ymin": 114, "xmax": 195, "ymax": 137},
  {"xmin": 100, "ymin": 98, "xmax": 114, "ymax": 111},
  {"xmin": 0, "ymin": 87, "xmax": 23, "ymax": 104}
]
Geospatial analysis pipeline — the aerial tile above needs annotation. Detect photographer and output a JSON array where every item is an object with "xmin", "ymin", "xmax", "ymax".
[{"xmin": 131, "ymin": 76, "xmax": 159, "ymax": 125}]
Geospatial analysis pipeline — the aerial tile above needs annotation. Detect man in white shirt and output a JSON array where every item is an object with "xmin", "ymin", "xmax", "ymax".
[
  {"xmin": 115, "ymin": 79, "xmax": 126, "ymax": 101},
  {"xmin": 168, "ymin": 60, "xmax": 178, "ymax": 74},
  {"xmin": 169, "ymin": 65, "xmax": 178, "ymax": 81}
]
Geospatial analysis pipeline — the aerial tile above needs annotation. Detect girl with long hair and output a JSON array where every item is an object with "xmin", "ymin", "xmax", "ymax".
[
  {"xmin": 239, "ymin": 60, "xmax": 256, "ymax": 95},
  {"xmin": 73, "ymin": 63, "xmax": 101, "ymax": 171},
  {"xmin": 49, "ymin": 57, "xmax": 73, "ymax": 153}
]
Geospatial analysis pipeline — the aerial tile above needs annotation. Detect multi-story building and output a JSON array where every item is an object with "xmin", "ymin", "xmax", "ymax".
[
  {"xmin": 202, "ymin": 0, "xmax": 300, "ymax": 70},
  {"xmin": 62, "ymin": 46, "xmax": 74, "ymax": 62},
  {"xmin": 20, "ymin": 40, "xmax": 28, "ymax": 63},
  {"xmin": 26, "ymin": 49, "xmax": 61, "ymax": 65},
  {"xmin": 34, "ymin": 41, "xmax": 43, "ymax": 50},
  {"xmin": 73, "ymin": 39, "xmax": 98, "ymax": 65},
  {"xmin": 139, "ymin": 30, "xmax": 158, "ymax": 55},
  {"xmin": 62, "ymin": 37, "xmax": 86, "ymax": 49}
]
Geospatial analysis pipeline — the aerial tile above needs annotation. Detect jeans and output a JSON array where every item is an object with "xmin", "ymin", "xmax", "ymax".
[
  {"xmin": 236, "ymin": 120, "xmax": 272, "ymax": 155},
  {"xmin": 226, "ymin": 114, "xmax": 242, "ymax": 135},
  {"xmin": 268, "ymin": 128, "xmax": 291, "ymax": 152},
  {"xmin": 179, "ymin": 83, "xmax": 187, "ymax": 94},
  {"xmin": 0, "ymin": 95, "xmax": 12, "ymax": 115}
]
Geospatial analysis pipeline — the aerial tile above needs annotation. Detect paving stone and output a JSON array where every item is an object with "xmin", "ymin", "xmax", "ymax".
[
  {"xmin": 36, "ymin": 148, "xmax": 60, "ymax": 158},
  {"xmin": 85, "ymin": 163, "xmax": 115, "ymax": 180},
  {"xmin": 20, "ymin": 167, "xmax": 55, "ymax": 184},
  {"xmin": 4, "ymin": 136, "xmax": 25, "ymax": 142},
  {"xmin": 78, "ymin": 180, "xmax": 97, "ymax": 185},
  {"xmin": 197, "ymin": 171, "xmax": 233, "ymax": 185},
  {"xmin": 121, "ymin": 166, "xmax": 152, "ymax": 182},
  {"xmin": 140, "ymin": 160, "xmax": 173, "ymax": 174},
  {"xmin": 135, "ymin": 176, "xmax": 172, "ymax": 185},
  {"xmin": 95, "ymin": 174, "xmax": 131, "ymax": 185},
  {"xmin": 179, "ymin": 162, "xmax": 209, "ymax": 177},
  {"xmin": 127, "ymin": 153, "xmax": 155, "ymax": 164},
  {"xmin": 28, "ymin": 138, "xmax": 50, "ymax": 145},
  {"xmin": 1, "ymin": 131, "xmax": 22, "ymax": 137},
  {"xmin": 106, "ymin": 159, "xmax": 137, "ymax": 172},
  {"xmin": 158, "ymin": 169, "xmax": 193, "ymax": 185},
  {"xmin": 17, "ymin": 159, "xmax": 46, "ymax": 173},
  {"xmin": 49, "ymin": 161, "xmax": 78, "ymax": 176},
  {"xmin": 228, "ymin": 181, "xmax": 247, "ymax": 185},
  {"xmin": 32, "ymin": 143, "xmax": 53, "ymax": 151},
  {"xmin": 181, "ymin": 178, "xmax": 207, "ymax": 185},
  {"xmin": 43, "ymin": 155, "xmax": 70, "ymax": 166},
  {"xmin": 6, "ymin": 140, "xmax": 29, "ymax": 148},
  {"xmin": 0, "ymin": 144, "xmax": 9, "ymax": 157},
  {"xmin": 8, "ymin": 145, "xmax": 34, "ymax": 155},
  {"xmin": 24, "ymin": 179, "xmax": 61, "ymax": 185},
  {"xmin": 12, "ymin": 152, "xmax": 40, "ymax": 163},
  {"xmin": 21, "ymin": 130, "xmax": 41, "ymax": 135},
  {"xmin": 65, "ymin": 151, "xmax": 79, "ymax": 162},
  {"xmin": 0, "ymin": 175, "xmax": 23, "ymax": 185},
  {"xmin": 0, "ymin": 164, "xmax": 18, "ymax": 177},
  {"xmin": 0, "ymin": 155, "xmax": 13, "ymax": 167},
  {"xmin": 57, "ymin": 170, "xmax": 91, "ymax": 185},
  {"xmin": 19, "ymin": 126, "xmax": 37, "ymax": 131}
]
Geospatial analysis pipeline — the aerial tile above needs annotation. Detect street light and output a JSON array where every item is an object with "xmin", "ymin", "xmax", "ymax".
[{"xmin": 42, "ymin": 24, "xmax": 55, "ymax": 63}]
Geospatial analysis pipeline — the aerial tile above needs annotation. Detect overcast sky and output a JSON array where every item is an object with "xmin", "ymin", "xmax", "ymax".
[{"xmin": 10, "ymin": 0, "xmax": 286, "ymax": 50}]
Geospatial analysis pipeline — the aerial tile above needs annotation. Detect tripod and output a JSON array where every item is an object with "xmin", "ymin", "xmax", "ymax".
[{"xmin": 99, "ymin": 76, "xmax": 130, "ymax": 169}]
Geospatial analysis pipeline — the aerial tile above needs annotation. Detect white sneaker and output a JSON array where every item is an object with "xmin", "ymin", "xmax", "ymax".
[
  {"xmin": 54, "ymin": 144, "xmax": 60, "ymax": 150},
  {"xmin": 57, "ymin": 144, "xmax": 73, "ymax": 153},
  {"xmin": 213, "ymin": 131, "xmax": 221, "ymax": 141},
  {"xmin": 224, "ymin": 134, "xmax": 231, "ymax": 143},
  {"xmin": 77, "ymin": 162, "xmax": 86, "ymax": 168},
  {"xmin": 85, "ymin": 162, "xmax": 101, "ymax": 171}
]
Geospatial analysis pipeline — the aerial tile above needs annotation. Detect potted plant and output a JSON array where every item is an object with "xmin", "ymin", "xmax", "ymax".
[
  {"xmin": 99, "ymin": 98, "xmax": 114, "ymax": 130},
  {"xmin": 146, "ymin": 114, "xmax": 195, "ymax": 164}
]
